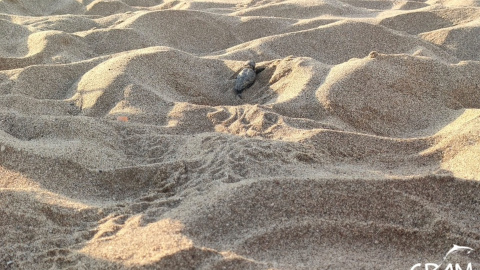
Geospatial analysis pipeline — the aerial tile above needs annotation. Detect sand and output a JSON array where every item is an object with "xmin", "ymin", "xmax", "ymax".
[{"xmin": 1, "ymin": 0, "xmax": 480, "ymax": 269}]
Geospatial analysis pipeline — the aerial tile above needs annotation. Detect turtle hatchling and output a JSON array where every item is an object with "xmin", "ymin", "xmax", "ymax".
[{"xmin": 234, "ymin": 60, "xmax": 257, "ymax": 98}]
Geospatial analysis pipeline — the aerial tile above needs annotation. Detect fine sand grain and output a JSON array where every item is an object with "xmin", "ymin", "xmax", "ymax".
[{"xmin": 1, "ymin": 0, "xmax": 480, "ymax": 269}]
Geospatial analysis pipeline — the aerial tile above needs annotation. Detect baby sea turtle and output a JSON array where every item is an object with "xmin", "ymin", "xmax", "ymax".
[{"xmin": 234, "ymin": 60, "xmax": 257, "ymax": 98}]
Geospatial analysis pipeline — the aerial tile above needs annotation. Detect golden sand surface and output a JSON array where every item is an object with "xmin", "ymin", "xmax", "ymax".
[{"xmin": 1, "ymin": 0, "xmax": 480, "ymax": 269}]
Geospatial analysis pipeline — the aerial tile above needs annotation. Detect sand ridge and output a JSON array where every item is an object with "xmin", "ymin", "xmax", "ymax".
[{"xmin": 1, "ymin": 0, "xmax": 480, "ymax": 269}]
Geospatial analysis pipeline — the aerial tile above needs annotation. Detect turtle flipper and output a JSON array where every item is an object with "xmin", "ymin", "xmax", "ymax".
[
  {"xmin": 229, "ymin": 69, "xmax": 242, "ymax": 80},
  {"xmin": 255, "ymin": 67, "xmax": 265, "ymax": 74}
]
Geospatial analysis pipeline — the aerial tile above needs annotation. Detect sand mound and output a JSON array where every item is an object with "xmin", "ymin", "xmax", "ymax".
[
  {"xmin": 431, "ymin": 7, "xmax": 480, "ymax": 24},
  {"xmin": 421, "ymin": 21, "xmax": 480, "ymax": 60},
  {"xmin": 380, "ymin": 7, "xmax": 480, "ymax": 34},
  {"xmin": 379, "ymin": 11, "xmax": 453, "ymax": 34},
  {"xmin": 317, "ymin": 53, "xmax": 480, "ymax": 137},
  {"xmin": 0, "ymin": 30, "xmax": 93, "ymax": 70},
  {"xmin": 429, "ymin": 0, "xmax": 480, "ymax": 7},
  {"xmin": 122, "ymin": 0, "xmax": 161, "ymax": 7},
  {"xmin": 174, "ymin": 1, "xmax": 236, "ymax": 12},
  {"xmin": 116, "ymin": 10, "xmax": 240, "ymax": 53},
  {"xmin": 0, "ymin": 19, "xmax": 31, "ymax": 57},
  {"xmin": 69, "ymin": 47, "xmax": 239, "ymax": 116},
  {"xmin": 2, "ymin": 0, "xmax": 480, "ymax": 269},
  {"xmin": 424, "ymin": 109, "xmax": 480, "ymax": 180},
  {"xmin": 86, "ymin": 0, "xmax": 134, "ymax": 16},
  {"xmin": 0, "ymin": 0, "xmax": 85, "ymax": 15},
  {"xmin": 396, "ymin": 1, "xmax": 429, "ymax": 10},
  {"xmin": 218, "ymin": 20, "xmax": 457, "ymax": 64},
  {"xmin": 234, "ymin": 0, "xmax": 366, "ymax": 18},
  {"xmin": 230, "ymin": 16, "xmax": 296, "ymax": 42},
  {"xmin": 24, "ymin": 15, "xmax": 100, "ymax": 33},
  {"xmin": 342, "ymin": 0, "xmax": 395, "ymax": 10}
]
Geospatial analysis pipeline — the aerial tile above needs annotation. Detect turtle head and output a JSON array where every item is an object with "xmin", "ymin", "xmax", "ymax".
[{"xmin": 244, "ymin": 60, "xmax": 255, "ymax": 69}]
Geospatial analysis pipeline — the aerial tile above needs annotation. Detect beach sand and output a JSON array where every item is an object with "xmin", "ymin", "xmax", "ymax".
[{"xmin": 1, "ymin": 0, "xmax": 480, "ymax": 269}]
